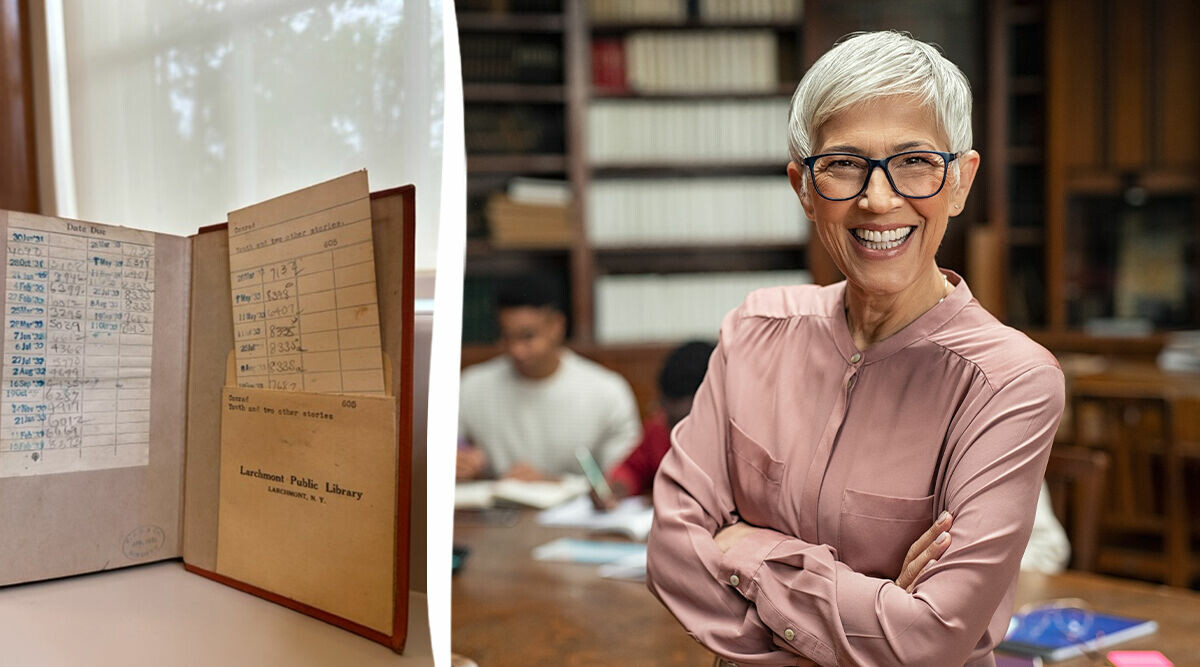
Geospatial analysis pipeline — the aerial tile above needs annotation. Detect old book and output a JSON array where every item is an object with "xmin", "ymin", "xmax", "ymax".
[{"xmin": 0, "ymin": 176, "xmax": 415, "ymax": 653}]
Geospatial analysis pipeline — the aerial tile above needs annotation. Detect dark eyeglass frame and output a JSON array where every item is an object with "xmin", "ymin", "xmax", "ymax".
[{"xmin": 801, "ymin": 150, "xmax": 959, "ymax": 201}]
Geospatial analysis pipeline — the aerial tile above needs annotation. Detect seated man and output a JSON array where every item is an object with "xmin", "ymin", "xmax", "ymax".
[
  {"xmin": 606, "ymin": 340, "xmax": 715, "ymax": 500},
  {"xmin": 457, "ymin": 280, "xmax": 640, "ymax": 481}
]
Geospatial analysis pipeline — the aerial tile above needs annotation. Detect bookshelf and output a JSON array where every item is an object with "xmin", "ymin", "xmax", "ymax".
[
  {"xmin": 461, "ymin": 0, "xmax": 810, "ymax": 345},
  {"xmin": 981, "ymin": 0, "xmax": 1048, "ymax": 327},
  {"xmin": 461, "ymin": 0, "xmax": 1200, "ymax": 352},
  {"xmin": 1044, "ymin": 0, "xmax": 1200, "ymax": 333}
]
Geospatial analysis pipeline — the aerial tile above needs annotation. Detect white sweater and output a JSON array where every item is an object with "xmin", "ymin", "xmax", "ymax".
[{"xmin": 458, "ymin": 349, "xmax": 641, "ymax": 477}]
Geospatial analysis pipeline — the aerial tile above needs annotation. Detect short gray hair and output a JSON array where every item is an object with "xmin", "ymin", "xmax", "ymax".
[{"xmin": 787, "ymin": 31, "xmax": 973, "ymax": 165}]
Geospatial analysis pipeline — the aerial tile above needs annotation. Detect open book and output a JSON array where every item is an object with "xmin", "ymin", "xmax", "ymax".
[
  {"xmin": 455, "ymin": 475, "xmax": 589, "ymax": 510},
  {"xmin": 0, "ymin": 172, "xmax": 415, "ymax": 653}
]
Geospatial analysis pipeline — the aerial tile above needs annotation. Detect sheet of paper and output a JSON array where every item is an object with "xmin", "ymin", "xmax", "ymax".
[
  {"xmin": 537, "ymin": 495, "xmax": 654, "ymax": 541},
  {"xmin": 531, "ymin": 537, "xmax": 646, "ymax": 565},
  {"xmin": 598, "ymin": 550, "xmax": 648, "ymax": 581},
  {"xmin": 1, "ymin": 212, "xmax": 155, "ymax": 477},
  {"xmin": 227, "ymin": 171, "xmax": 385, "ymax": 394}
]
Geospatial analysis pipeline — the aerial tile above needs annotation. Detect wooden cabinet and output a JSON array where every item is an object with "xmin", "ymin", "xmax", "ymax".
[{"xmin": 1046, "ymin": 0, "xmax": 1200, "ymax": 331}]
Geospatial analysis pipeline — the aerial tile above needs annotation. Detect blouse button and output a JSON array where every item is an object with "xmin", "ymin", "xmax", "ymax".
[
  {"xmin": 784, "ymin": 628, "xmax": 795, "ymax": 641},
  {"xmin": 729, "ymin": 574, "xmax": 740, "ymax": 586},
  {"xmin": 850, "ymin": 352, "xmax": 861, "ymax": 363}
]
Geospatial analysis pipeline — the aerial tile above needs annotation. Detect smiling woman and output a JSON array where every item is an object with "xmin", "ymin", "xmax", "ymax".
[{"xmin": 646, "ymin": 31, "xmax": 1064, "ymax": 666}]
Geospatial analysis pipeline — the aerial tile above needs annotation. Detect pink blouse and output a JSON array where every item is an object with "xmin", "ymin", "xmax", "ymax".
[{"xmin": 646, "ymin": 272, "xmax": 1064, "ymax": 666}]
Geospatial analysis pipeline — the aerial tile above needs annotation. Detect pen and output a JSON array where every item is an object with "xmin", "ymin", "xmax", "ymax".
[{"xmin": 575, "ymin": 447, "xmax": 615, "ymax": 506}]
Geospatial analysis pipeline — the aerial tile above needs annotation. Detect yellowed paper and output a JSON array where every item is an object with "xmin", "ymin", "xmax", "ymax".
[
  {"xmin": 227, "ymin": 171, "xmax": 385, "ymax": 394},
  {"xmin": 2, "ymin": 212, "xmax": 156, "ymax": 477},
  {"xmin": 216, "ymin": 386, "xmax": 398, "ymax": 633}
]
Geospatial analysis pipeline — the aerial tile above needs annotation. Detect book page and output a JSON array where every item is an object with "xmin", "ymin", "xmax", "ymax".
[
  {"xmin": 227, "ymin": 171, "xmax": 385, "ymax": 394},
  {"xmin": 2, "ymin": 213, "xmax": 155, "ymax": 477}
]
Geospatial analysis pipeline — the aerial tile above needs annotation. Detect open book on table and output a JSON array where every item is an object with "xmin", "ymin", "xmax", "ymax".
[
  {"xmin": 0, "ymin": 171, "xmax": 415, "ymax": 653},
  {"xmin": 454, "ymin": 475, "xmax": 589, "ymax": 510}
]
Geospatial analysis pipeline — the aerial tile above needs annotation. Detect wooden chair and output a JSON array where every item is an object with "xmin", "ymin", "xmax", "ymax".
[
  {"xmin": 1071, "ymin": 391, "xmax": 1196, "ymax": 587},
  {"xmin": 1043, "ymin": 445, "xmax": 1110, "ymax": 571}
]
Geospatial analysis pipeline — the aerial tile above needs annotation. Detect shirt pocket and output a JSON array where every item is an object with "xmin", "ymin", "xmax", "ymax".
[
  {"xmin": 838, "ymin": 488, "xmax": 935, "ymax": 579},
  {"xmin": 727, "ymin": 419, "xmax": 784, "ymax": 527}
]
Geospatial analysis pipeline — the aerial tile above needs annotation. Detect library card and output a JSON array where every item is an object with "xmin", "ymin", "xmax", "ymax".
[
  {"xmin": 1, "ymin": 212, "xmax": 155, "ymax": 477},
  {"xmin": 227, "ymin": 171, "xmax": 385, "ymax": 395}
]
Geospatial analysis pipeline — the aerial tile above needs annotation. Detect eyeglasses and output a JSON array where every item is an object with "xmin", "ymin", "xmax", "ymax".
[{"xmin": 801, "ymin": 150, "xmax": 958, "ymax": 201}]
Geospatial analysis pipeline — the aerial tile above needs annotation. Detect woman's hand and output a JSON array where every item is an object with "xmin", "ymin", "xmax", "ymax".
[
  {"xmin": 895, "ymin": 511, "xmax": 953, "ymax": 592},
  {"xmin": 714, "ymin": 522, "xmax": 759, "ymax": 553}
]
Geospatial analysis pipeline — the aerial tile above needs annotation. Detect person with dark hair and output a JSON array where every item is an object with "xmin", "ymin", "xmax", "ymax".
[
  {"xmin": 457, "ymin": 278, "xmax": 641, "ymax": 481},
  {"xmin": 602, "ymin": 340, "xmax": 715, "ymax": 503}
]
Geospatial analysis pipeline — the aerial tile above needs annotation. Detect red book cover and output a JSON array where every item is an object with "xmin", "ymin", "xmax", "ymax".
[{"xmin": 592, "ymin": 38, "xmax": 628, "ymax": 93}]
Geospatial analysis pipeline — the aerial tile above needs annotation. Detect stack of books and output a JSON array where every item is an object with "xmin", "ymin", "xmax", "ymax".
[{"xmin": 486, "ymin": 179, "xmax": 574, "ymax": 248}]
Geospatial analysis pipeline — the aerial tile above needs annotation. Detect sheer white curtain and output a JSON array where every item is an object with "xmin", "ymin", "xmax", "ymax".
[
  {"xmin": 44, "ymin": 0, "xmax": 446, "ymax": 273},
  {"xmin": 36, "ymin": 1, "xmax": 462, "ymax": 660}
]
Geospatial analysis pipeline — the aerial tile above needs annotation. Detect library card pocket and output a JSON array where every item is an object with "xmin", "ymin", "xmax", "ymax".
[{"xmin": 215, "ymin": 385, "xmax": 399, "ymax": 634}]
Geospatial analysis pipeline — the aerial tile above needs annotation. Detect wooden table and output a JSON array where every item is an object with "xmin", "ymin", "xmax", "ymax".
[
  {"xmin": 451, "ymin": 509, "xmax": 711, "ymax": 666},
  {"xmin": 453, "ymin": 509, "xmax": 1200, "ymax": 666},
  {"xmin": 1011, "ymin": 570, "xmax": 1200, "ymax": 666}
]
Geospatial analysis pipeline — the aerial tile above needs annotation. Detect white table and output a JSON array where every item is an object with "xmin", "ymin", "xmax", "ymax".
[{"xmin": 0, "ymin": 560, "xmax": 431, "ymax": 666}]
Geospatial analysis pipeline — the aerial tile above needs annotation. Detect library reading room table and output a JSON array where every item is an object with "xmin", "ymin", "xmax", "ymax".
[{"xmin": 452, "ymin": 509, "xmax": 1200, "ymax": 666}]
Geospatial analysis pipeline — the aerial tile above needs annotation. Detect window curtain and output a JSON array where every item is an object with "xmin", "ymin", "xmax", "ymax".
[{"xmin": 49, "ymin": 0, "xmax": 446, "ymax": 272}]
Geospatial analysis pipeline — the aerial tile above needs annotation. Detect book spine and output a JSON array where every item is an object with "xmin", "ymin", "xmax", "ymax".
[
  {"xmin": 617, "ymin": 30, "xmax": 779, "ymax": 94},
  {"xmin": 588, "ymin": 98, "xmax": 790, "ymax": 164},
  {"xmin": 594, "ymin": 270, "xmax": 812, "ymax": 343},
  {"xmin": 587, "ymin": 176, "xmax": 801, "ymax": 247}
]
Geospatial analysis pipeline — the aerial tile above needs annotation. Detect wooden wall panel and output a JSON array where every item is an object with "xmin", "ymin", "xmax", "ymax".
[
  {"xmin": 1056, "ymin": 0, "xmax": 1103, "ymax": 172},
  {"xmin": 1158, "ymin": 0, "xmax": 1200, "ymax": 168},
  {"xmin": 0, "ymin": 0, "xmax": 38, "ymax": 213},
  {"xmin": 1108, "ymin": 0, "xmax": 1148, "ymax": 171}
]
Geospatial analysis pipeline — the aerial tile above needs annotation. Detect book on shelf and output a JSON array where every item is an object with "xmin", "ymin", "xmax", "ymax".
[
  {"xmin": 508, "ymin": 177, "xmax": 572, "ymax": 206},
  {"xmin": 589, "ymin": 0, "xmax": 687, "ymax": 23},
  {"xmin": 698, "ymin": 0, "xmax": 802, "ymax": 22},
  {"xmin": 588, "ymin": 98, "xmax": 790, "ymax": 164},
  {"xmin": 997, "ymin": 606, "xmax": 1158, "ymax": 662},
  {"xmin": 622, "ymin": 30, "xmax": 778, "ymax": 94},
  {"xmin": 460, "ymin": 33, "xmax": 562, "ymax": 84},
  {"xmin": 595, "ymin": 270, "xmax": 811, "ymax": 343},
  {"xmin": 587, "ymin": 175, "xmax": 805, "ymax": 246},
  {"xmin": 1157, "ymin": 330, "xmax": 1200, "ymax": 373},
  {"xmin": 592, "ymin": 38, "xmax": 630, "ymax": 93},
  {"xmin": 589, "ymin": 0, "xmax": 801, "ymax": 23},
  {"xmin": 486, "ymin": 193, "xmax": 573, "ymax": 248},
  {"xmin": 0, "ymin": 171, "xmax": 416, "ymax": 653},
  {"xmin": 465, "ymin": 105, "xmax": 565, "ymax": 154}
]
